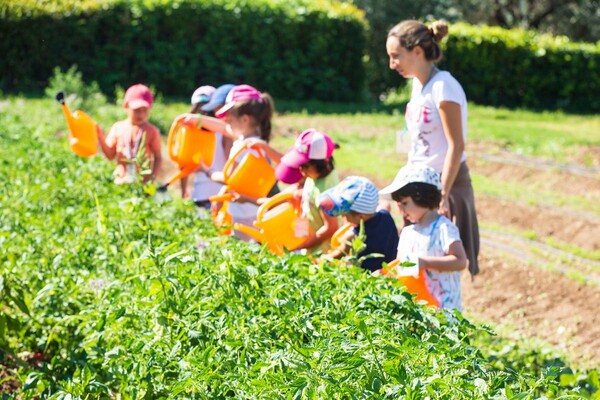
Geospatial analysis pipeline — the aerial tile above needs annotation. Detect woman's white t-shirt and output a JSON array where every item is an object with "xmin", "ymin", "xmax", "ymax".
[
  {"xmin": 406, "ymin": 70, "xmax": 468, "ymax": 173},
  {"xmin": 397, "ymin": 215, "xmax": 463, "ymax": 311}
]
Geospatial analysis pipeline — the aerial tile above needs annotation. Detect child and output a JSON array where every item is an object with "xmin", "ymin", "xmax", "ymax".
[
  {"xmin": 97, "ymin": 84, "xmax": 162, "ymax": 185},
  {"xmin": 180, "ymin": 85, "xmax": 234, "ymax": 220},
  {"xmin": 183, "ymin": 84, "xmax": 280, "ymax": 238},
  {"xmin": 380, "ymin": 164, "xmax": 467, "ymax": 311},
  {"xmin": 189, "ymin": 85, "xmax": 215, "ymax": 114},
  {"xmin": 275, "ymin": 129, "xmax": 339, "ymax": 252},
  {"xmin": 318, "ymin": 176, "xmax": 399, "ymax": 272}
]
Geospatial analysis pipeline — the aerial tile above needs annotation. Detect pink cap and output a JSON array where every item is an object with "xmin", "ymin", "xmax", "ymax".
[
  {"xmin": 279, "ymin": 129, "xmax": 335, "ymax": 168},
  {"xmin": 124, "ymin": 84, "xmax": 153, "ymax": 109},
  {"xmin": 275, "ymin": 147, "xmax": 304, "ymax": 184},
  {"xmin": 215, "ymin": 84, "xmax": 262, "ymax": 118}
]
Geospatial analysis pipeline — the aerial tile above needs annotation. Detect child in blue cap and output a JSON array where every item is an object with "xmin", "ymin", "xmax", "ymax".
[{"xmin": 318, "ymin": 176, "xmax": 399, "ymax": 272}]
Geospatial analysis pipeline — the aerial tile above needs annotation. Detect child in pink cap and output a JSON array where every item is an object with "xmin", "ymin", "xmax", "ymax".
[
  {"xmin": 97, "ymin": 84, "xmax": 162, "ymax": 185},
  {"xmin": 275, "ymin": 129, "xmax": 340, "ymax": 252},
  {"xmin": 178, "ymin": 84, "xmax": 282, "ymax": 239}
]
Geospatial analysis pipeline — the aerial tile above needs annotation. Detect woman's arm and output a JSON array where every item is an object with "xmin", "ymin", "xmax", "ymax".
[
  {"xmin": 418, "ymin": 240, "xmax": 467, "ymax": 272},
  {"xmin": 438, "ymin": 101, "xmax": 465, "ymax": 217}
]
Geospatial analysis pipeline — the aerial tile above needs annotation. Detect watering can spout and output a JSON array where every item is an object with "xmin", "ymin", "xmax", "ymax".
[
  {"xmin": 55, "ymin": 91, "xmax": 98, "ymax": 158},
  {"xmin": 233, "ymin": 223, "xmax": 265, "ymax": 243},
  {"xmin": 55, "ymin": 91, "xmax": 66, "ymax": 105}
]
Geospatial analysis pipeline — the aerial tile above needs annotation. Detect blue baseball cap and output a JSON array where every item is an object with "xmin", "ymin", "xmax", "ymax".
[
  {"xmin": 200, "ymin": 84, "xmax": 235, "ymax": 113},
  {"xmin": 318, "ymin": 176, "xmax": 380, "ymax": 216}
]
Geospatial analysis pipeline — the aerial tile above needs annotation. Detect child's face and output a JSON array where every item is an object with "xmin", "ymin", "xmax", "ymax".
[
  {"xmin": 299, "ymin": 162, "xmax": 319, "ymax": 179},
  {"xmin": 396, "ymin": 196, "xmax": 429, "ymax": 223},
  {"xmin": 223, "ymin": 113, "xmax": 254, "ymax": 137},
  {"xmin": 126, "ymin": 106, "xmax": 149, "ymax": 125},
  {"xmin": 344, "ymin": 212, "xmax": 362, "ymax": 225}
]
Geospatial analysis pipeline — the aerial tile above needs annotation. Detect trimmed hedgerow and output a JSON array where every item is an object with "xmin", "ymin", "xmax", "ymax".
[
  {"xmin": 440, "ymin": 23, "xmax": 600, "ymax": 112},
  {"xmin": 0, "ymin": 0, "xmax": 367, "ymax": 101}
]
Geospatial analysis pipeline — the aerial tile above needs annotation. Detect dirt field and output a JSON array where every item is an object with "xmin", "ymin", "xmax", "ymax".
[{"xmin": 158, "ymin": 139, "xmax": 600, "ymax": 369}]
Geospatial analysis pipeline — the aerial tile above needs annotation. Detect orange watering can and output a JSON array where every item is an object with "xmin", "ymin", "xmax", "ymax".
[
  {"xmin": 159, "ymin": 118, "xmax": 216, "ymax": 191},
  {"xmin": 222, "ymin": 144, "xmax": 276, "ymax": 198},
  {"xmin": 55, "ymin": 91, "xmax": 98, "ymax": 157},
  {"xmin": 382, "ymin": 259, "xmax": 438, "ymax": 307},
  {"xmin": 330, "ymin": 222, "xmax": 355, "ymax": 250},
  {"xmin": 233, "ymin": 192, "xmax": 310, "ymax": 255},
  {"xmin": 209, "ymin": 192, "xmax": 235, "ymax": 236}
]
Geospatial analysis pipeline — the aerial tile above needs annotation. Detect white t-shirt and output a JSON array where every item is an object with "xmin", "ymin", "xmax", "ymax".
[
  {"xmin": 192, "ymin": 132, "xmax": 226, "ymax": 202},
  {"xmin": 406, "ymin": 70, "xmax": 468, "ymax": 173},
  {"xmin": 227, "ymin": 136, "xmax": 262, "ymax": 220},
  {"xmin": 397, "ymin": 215, "xmax": 463, "ymax": 311}
]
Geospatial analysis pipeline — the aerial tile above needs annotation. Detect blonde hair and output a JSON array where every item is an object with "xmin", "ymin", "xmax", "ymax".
[{"xmin": 388, "ymin": 20, "xmax": 448, "ymax": 62}]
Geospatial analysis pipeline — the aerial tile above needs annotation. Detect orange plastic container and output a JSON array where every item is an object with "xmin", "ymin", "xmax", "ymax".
[
  {"xmin": 56, "ymin": 93, "xmax": 98, "ymax": 157},
  {"xmin": 232, "ymin": 192, "xmax": 310, "ymax": 254},
  {"xmin": 223, "ymin": 144, "xmax": 276, "ymax": 198},
  {"xmin": 383, "ymin": 259, "xmax": 439, "ymax": 307},
  {"xmin": 209, "ymin": 192, "xmax": 235, "ymax": 236},
  {"xmin": 330, "ymin": 222, "xmax": 355, "ymax": 249},
  {"xmin": 163, "ymin": 118, "xmax": 216, "ymax": 187}
]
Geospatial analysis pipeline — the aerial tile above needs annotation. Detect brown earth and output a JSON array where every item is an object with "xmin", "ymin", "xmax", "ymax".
[{"xmin": 158, "ymin": 141, "xmax": 600, "ymax": 368}]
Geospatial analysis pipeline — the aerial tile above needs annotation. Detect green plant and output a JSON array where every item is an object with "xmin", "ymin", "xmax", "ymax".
[{"xmin": 44, "ymin": 65, "xmax": 107, "ymax": 114}]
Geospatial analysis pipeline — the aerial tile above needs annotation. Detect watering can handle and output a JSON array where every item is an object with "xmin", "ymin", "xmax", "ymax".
[
  {"xmin": 255, "ymin": 192, "xmax": 295, "ymax": 221},
  {"xmin": 222, "ymin": 144, "xmax": 264, "ymax": 182},
  {"xmin": 167, "ymin": 119, "xmax": 184, "ymax": 160},
  {"xmin": 209, "ymin": 193, "xmax": 235, "ymax": 203},
  {"xmin": 330, "ymin": 222, "xmax": 355, "ymax": 249},
  {"xmin": 381, "ymin": 259, "xmax": 400, "ymax": 276}
]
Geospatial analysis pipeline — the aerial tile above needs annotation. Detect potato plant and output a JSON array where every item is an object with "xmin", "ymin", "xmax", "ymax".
[{"xmin": 0, "ymin": 100, "xmax": 596, "ymax": 398}]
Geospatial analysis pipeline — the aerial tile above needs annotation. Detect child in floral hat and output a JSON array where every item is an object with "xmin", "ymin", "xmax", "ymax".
[
  {"xmin": 380, "ymin": 164, "xmax": 467, "ymax": 310},
  {"xmin": 318, "ymin": 176, "xmax": 399, "ymax": 272}
]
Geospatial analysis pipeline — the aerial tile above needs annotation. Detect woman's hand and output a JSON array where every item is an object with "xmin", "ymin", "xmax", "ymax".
[{"xmin": 438, "ymin": 195, "xmax": 451, "ymax": 218}]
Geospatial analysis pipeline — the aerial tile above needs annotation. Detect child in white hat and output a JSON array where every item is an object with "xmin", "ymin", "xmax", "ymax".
[{"xmin": 380, "ymin": 164, "xmax": 467, "ymax": 311}]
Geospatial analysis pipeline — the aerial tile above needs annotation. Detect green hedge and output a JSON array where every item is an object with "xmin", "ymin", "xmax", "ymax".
[
  {"xmin": 0, "ymin": 0, "xmax": 367, "ymax": 102},
  {"xmin": 440, "ymin": 23, "xmax": 600, "ymax": 112}
]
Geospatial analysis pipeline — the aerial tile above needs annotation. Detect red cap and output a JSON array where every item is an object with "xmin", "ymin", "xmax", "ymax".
[{"xmin": 124, "ymin": 84, "xmax": 153, "ymax": 109}]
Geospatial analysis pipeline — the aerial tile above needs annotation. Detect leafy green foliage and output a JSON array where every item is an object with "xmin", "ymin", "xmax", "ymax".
[
  {"xmin": 0, "ymin": 0, "xmax": 366, "ymax": 102},
  {"xmin": 45, "ymin": 65, "xmax": 107, "ymax": 114},
  {"xmin": 443, "ymin": 23, "xmax": 600, "ymax": 112},
  {"xmin": 0, "ymin": 97, "xmax": 598, "ymax": 398}
]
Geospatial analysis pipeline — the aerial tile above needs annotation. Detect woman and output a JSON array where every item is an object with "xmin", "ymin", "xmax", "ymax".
[{"xmin": 386, "ymin": 20, "xmax": 480, "ymax": 276}]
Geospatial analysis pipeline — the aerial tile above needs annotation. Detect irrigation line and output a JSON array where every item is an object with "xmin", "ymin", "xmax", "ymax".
[{"xmin": 480, "ymin": 230, "xmax": 600, "ymax": 287}]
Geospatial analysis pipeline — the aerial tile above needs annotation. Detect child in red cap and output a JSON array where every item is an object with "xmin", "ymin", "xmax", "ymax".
[{"xmin": 97, "ymin": 84, "xmax": 162, "ymax": 185}]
